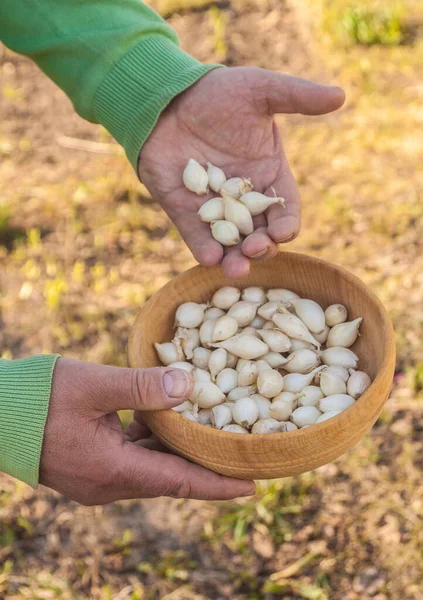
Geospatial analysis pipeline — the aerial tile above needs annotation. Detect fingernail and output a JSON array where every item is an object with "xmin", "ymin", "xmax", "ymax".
[
  {"xmin": 280, "ymin": 230, "xmax": 299, "ymax": 243},
  {"xmin": 241, "ymin": 486, "xmax": 256, "ymax": 497},
  {"xmin": 124, "ymin": 430, "xmax": 138, "ymax": 442},
  {"xmin": 163, "ymin": 370, "xmax": 190, "ymax": 399},
  {"xmin": 251, "ymin": 247, "xmax": 268, "ymax": 258}
]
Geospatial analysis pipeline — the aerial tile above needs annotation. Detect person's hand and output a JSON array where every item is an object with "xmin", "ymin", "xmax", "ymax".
[
  {"xmin": 40, "ymin": 359, "xmax": 255, "ymax": 505},
  {"xmin": 139, "ymin": 67, "xmax": 345, "ymax": 278}
]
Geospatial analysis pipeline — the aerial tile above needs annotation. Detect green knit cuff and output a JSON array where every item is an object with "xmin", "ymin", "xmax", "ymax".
[
  {"xmin": 93, "ymin": 35, "xmax": 222, "ymax": 172},
  {"xmin": 0, "ymin": 354, "xmax": 60, "ymax": 488}
]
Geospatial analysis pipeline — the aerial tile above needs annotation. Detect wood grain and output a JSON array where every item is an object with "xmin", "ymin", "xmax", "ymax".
[{"xmin": 128, "ymin": 252, "xmax": 396, "ymax": 480}]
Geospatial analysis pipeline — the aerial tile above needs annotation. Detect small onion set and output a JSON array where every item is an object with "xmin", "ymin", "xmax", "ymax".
[
  {"xmin": 183, "ymin": 158, "xmax": 285, "ymax": 247},
  {"xmin": 154, "ymin": 287, "xmax": 372, "ymax": 434}
]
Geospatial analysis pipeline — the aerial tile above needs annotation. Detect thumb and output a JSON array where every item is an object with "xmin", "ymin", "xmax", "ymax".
[
  {"xmin": 251, "ymin": 68, "xmax": 345, "ymax": 116},
  {"xmin": 103, "ymin": 365, "xmax": 194, "ymax": 413},
  {"xmin": 58, "ymin": 359, "xmax": 194, "ymax": 413}
]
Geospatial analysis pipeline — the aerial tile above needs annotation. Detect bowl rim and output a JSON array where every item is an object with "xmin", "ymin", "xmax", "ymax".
[{"xmin": 128, "ymin": 251, "xmax": 396, "ymax": 441}]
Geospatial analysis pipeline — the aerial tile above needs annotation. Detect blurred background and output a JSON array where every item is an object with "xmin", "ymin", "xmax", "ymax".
[{"xmin": 1, "ymin": 0, "xmax": 423, "ymax": 598}]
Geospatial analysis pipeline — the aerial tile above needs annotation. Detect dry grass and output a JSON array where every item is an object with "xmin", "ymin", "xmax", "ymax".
[{"xmin": 1, "ymin": 0, "xmax": 423, "ymax": 597}]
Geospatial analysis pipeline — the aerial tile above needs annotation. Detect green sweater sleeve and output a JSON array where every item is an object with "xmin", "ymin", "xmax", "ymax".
[
  {"xmin": 0, "ymin": 0, "xmax": 219, "ymax": 170},
  {"xmin": 0, "ymin": 355, "xmax": 60, "ymax": 488}
]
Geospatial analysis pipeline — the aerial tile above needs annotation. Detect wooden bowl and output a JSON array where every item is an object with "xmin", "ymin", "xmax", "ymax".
[{"xmin": 128, "ymin": 252, "xmax": 396, "ymax": 480}]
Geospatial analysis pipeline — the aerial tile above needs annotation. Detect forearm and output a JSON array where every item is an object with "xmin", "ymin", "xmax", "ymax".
[
  {"xmin": 0, "ymin": 355, "xmax": 60, "ymax": 488},
  {"xmin": 0, "ymin": 0, "xmax": 219, "ymax": 170}
]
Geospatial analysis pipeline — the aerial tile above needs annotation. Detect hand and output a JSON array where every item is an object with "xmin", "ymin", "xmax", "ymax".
[
  {"xmin": 40, "ymin": 359, "xmax": 255, "ymax": 505},
  {"xmin": 139, "ymin": 67, "xmax": 345, "ymax": 278}
]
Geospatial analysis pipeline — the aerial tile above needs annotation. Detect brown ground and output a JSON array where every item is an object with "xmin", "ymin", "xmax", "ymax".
[{"xmin": 1, "ymin": 0, "xmax": 423, "ymax": 598}]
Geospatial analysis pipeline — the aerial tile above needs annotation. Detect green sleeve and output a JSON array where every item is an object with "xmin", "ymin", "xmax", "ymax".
[
  {"xmin": 0, "ymin": 355, "xmax": 60, "ymax": 488},
  {"xmin": 0, "ymin": 0, "xmax": 220, "ymax": 171}
]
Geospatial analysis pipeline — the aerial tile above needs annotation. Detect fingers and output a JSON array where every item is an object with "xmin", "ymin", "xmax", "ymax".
[
  {"xmin": 133, "ymin": 410, "xmax": 147, "ymax": 425},
  {"xmin": 173, "ymin": 205, "xmax": 252, "ymax": 278},
  {"xmin": 133, "ymin": 437, "xmax": 168, "ymax": 452},
  {"xmin": 122, "ymin": 443, "xmax": 256, "ymax": 500},
  {"xmin": 265, "ymin": 166, "xmax": 301, "ymax": 243},
  {"xmin": 251, "ymin": 69, "xmax": 345, "ymax": 116},
  {"xmin": 241, "ymin": 227, "xmax": 279, "ymax": 259},
  {"xmin": 173, "ymin": 212, "xmax": 224, "ymax": 267},
  {"xmin": 221, "ymin": 184, "xmax": 300, "ymax": 266},
  {"xmin": 220, "ymin": 234, "xmax": 279, "ymax": 278},
  {"xmin": 221, "ymin": 244, "xmax": 251, "ymax": 278},
  {"xmin": 124, "ymin": 419, "xmax": 151, "ymax": 442}
]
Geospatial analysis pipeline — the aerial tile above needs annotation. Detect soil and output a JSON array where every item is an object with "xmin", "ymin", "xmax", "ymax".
[{"xmin": 1, "ymin": 0, "xmax": 423, "ymax": 598}]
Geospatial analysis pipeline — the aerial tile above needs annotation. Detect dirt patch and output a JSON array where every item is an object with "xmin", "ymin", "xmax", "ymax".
[{"xmin": 1, "ymin": 0, "xmax": 423, "ymax": 598}]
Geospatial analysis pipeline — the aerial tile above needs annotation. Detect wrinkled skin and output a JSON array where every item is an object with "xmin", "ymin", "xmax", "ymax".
[
  {"xmin": 40, "ymin": 359, "xmax": 255, "ymax": 505},
  {"xmin": 139, "ymin": 67, "xmax": 345, "ymax": 278}
]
